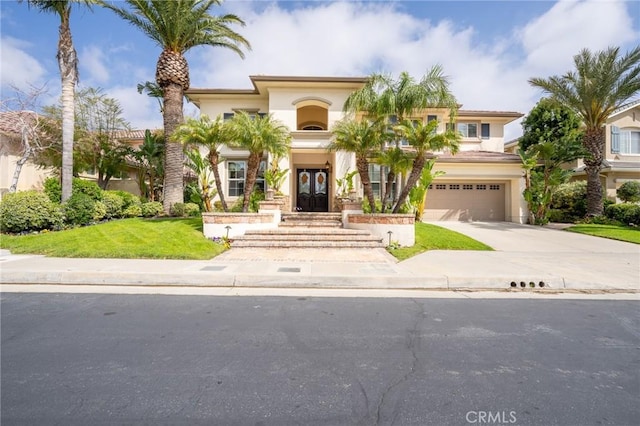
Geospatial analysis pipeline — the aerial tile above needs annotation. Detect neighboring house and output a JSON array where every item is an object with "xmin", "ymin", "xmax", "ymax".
[
  {"xmin": 77, "ymin": 129, "xmax": 148, "ymax": 196},
  {"xmin": 0, "ymin": 111, "xmax": 54, "ymax": 199},
  {"xmin": 505, "ymin": 102, "xmax": 640, "ymax": 202},
  {"xmin": 186, "ymin": 75, "xmax": 527, "ymax": 223},
  {"xmin": 573, "ymin": 101, "xmax": 640, "ymax": 200}
]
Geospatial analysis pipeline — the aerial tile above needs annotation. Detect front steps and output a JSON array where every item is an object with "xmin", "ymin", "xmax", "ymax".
[{"xmin": 231, "ymin": 212, "xmax": 384, "ymax": 248}]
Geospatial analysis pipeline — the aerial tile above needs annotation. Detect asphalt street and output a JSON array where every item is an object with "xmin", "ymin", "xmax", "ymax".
[{"xmin": 1, "ymin": 293, "xmax": 638, "ymax": 425}]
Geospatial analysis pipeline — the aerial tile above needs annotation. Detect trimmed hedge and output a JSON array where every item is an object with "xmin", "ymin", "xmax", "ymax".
[
  {"xmin": 606, "ymin": 203, "xmax": 640, "ymax": 225},
  {"xmin": 141, "ymin": 201, "xmax": 163, "ymax": 218},
  {"xmin": 43, "ymin": 177, "xmax": 103, "ymax": 203},
  {"xmin": 63, "ymin": 193, "xmax": 96, "ymax": 226},
  {"xmin": 171, "ymin": 202, "xmax": 201, "ymax": 217},
  {"xmin": 102, "ymin": 191, "xmax": 125, "ymax": 219},
  {"xmin": 617, "ymin": 181, "xmax": 640, "ymax": 203},
  {"xmin": 0, "ymin": 191, "xmax": 63, "ymax": 233}
]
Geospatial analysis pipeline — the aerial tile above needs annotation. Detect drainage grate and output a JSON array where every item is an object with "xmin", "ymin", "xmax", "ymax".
[
  {"xmin": 200, "ymin": 266, "xmax": 227, "ymax": 272},
  {"xmin": 278, "ymin": 267, "xmax": 301, "ymax": 273}
]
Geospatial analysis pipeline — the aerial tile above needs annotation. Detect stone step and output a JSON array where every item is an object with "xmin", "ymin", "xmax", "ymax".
[
  {"xmin": 232, "ymin": 240, "xmax": 384, "ymax": 248},
  {"xmin": 244, "ymin": 228, "xmax": 372, "ymax": 236},
  {"xmin": 235, "ymin": 233, "xmax": 380, "ymax": 242},
  {"xmin": 279, "ymin": 221, "xmax": 342, "ymax": 228}
]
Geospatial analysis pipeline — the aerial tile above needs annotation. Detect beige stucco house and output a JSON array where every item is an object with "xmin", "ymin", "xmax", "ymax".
[
  {"xmin": 0, "ymin": 111, "xmax": 54, "ymax": 199},
  {"xmin": 573, "ymin": 101, "xmax": 640, "ymax": 200},
  {"xmin": 186, "ymin": 75, "xmax": 527, "ymax": 223}
]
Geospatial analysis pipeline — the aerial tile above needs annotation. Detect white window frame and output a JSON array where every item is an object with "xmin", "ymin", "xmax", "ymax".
[{"xmin": 619, "ymin": 129, "xmax": 640, "ymax": 155}]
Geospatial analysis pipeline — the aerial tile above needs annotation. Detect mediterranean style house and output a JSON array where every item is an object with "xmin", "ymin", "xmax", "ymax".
[
  {"xmin": 504, "ymin": 101, "xmax": 640, "ymax": 201},
  {"xmin": 186, "ymin": 75, "xmax": 528, "ymax": 223}
]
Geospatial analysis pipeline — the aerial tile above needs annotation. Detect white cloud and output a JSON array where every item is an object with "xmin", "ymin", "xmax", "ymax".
[
  {"xmin": 183, "ymin": 0, "xmax": 640, "ymax": 140},
  {"xmin": 80, "ymin": 45, "xmax": 110, "ymax": 84},
  {"xmin": 520, "ymin": 0, "xmax": 638, "ymax": 76},
  {"xmin": 102, "ymin": 85, "xmax": 163, "ymax": 131},
  {"xmin": 0, "ymin": 37, "xmax": 48, "ymax": 91}
]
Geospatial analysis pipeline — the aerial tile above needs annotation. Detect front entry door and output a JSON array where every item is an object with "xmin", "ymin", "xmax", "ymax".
[{"xmin": 296, "ymin": 169, "xmax": 329, "ymax": 212}]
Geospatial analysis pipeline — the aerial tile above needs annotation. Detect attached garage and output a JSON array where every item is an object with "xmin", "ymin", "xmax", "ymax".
[
  {"xmin": 424, "ymin": 182, "xmax": 506, "ymax": 221},
  {"xmin": 419, "ymin": 151, "xmax": 526, "ymax": 223}
]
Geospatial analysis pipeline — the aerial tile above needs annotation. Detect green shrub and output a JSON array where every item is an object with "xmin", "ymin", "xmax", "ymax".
[
  {"xmin": 229, "ymin": 198, "xmax": 244, "ymax": 212},
  {"xmin": 141, "ymin": 201, "xmax": 163, "ymax": 218},
  {"xmin": 606, "ymin": 203, "xmax": 640, "ymax": 225},
  {"xmin": 0, "ymin": 191, "xmax": 63, "ymax": 233},
  {"xmin": 43, "ymin": 177, "xmax": 103, "ymax": 203},
  {"xmin": 617, "ymin": 181, "xmax": 640, "ymax": 203},
  {"xmin": 74, "ymin": 179, "xmax": 103, "ymax": 201},
  {"xmin": 63, "ymin": 193, "xmax": 96, "ymax": 226},
  {"xmin": 249, "ymin": 190, "xmax": 265, "ymax": 213},
  {"xmin": 112, "ymin": 190, "xmax": 141, "ymax": 210},
  {"xmin": 43, "ymin": 177, "xmax": 62, "ymax": 203},
  {"xmin": 93, "ymin": 201, "xmax": 107, "ymax": 221},
  {"xmin": 102, "ymin": 191, "xmax": 124, "ymax": 219},
  {"xmin": 123, "ymin": 204, "xmax": 142, "ymax": 218},
  {"xmin": 550, "ymin": 181, "xmax": 587, "ymax": 221},
  {"xmin": 170, "ymin": 202, "xmax": 200, "ymax": 217}
]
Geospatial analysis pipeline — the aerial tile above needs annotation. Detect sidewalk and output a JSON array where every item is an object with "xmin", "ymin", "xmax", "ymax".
[{"xmin": 1, "ymin": 228, "xmax": 639, "ymax": 292}]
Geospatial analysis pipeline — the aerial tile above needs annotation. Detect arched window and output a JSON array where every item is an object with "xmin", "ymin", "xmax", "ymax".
[{"xmin": 293, "ymin": 97, "xmax": 330, "ymax": 131}]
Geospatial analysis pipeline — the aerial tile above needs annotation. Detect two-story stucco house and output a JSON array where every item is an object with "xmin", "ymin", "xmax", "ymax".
[{"xmin": 186, "ymin": 75, "xmax": 527, "ymax": 223}]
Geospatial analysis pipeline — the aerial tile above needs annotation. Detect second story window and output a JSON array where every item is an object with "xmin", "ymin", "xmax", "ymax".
[
  {"xmin": 612, "ymin": 126, "xmax": 640, "ymax": 154},
  {"xmin": 457, "ymin": 123, "xmax": 478, "ymax": 138}
]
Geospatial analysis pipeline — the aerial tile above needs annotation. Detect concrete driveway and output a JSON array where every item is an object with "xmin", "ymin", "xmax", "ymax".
[{"xmin": 399, "ymin": 221, "xmax": 640, "ymax": 291}]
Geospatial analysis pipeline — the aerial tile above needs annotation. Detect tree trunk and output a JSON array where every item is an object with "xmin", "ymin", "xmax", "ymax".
[
  {"xmin": 148, "ymin": 171, "xmax": 155, "ymax": 202},
  {"xmin": 161, "ymin": 83, "xmax": 185, "ymax": 213},
  {"xmin": 242, "ymin": 151, "xmax": 262, "ymax": 212},
  {"xmin": 209, "ymin": 150, "xmax": 228, "ymax": 212},
  {"xmin": 58, "ymin": 17, "xmax": 77, "ymax": 203},
  {"xmin": 583, "ymin": 127, "xmax": 605, "ymax": 216},
  {"xmin": 356, "ymin": 155, "xmax": 376, "ymax": 213},
  {"xmin": 382, "ymin": 170, "xmax": 395, "ymax": 213},
  {"xmin": 393, "ymin": 154, "xmax": 426, "ymax": 213}
]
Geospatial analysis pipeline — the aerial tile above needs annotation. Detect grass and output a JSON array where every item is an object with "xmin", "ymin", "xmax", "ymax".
[
  {"xmin": 389, "ymin": 222, "xmax": 493, "ymax": 261},
  {"xmin": 566, "ymin": 223, "xmax": 640, "ymax": 244},
  {"xmin": 0, "ymin": 217, "xmax": 226, "ymax": 259},
  {"xmin": 1, "ymin": 218, "xmax": 492, "ymax": 261}
]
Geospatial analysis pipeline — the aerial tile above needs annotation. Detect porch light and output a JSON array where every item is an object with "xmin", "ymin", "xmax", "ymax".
[{"xmin": 325, "ymin": 160, "xmax": 332, "ymax": 173}]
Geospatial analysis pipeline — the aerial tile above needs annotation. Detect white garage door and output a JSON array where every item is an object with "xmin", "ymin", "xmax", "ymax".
[{"xmin": 424, "ymin": 182, "xmax": 505, "ymax": 221}]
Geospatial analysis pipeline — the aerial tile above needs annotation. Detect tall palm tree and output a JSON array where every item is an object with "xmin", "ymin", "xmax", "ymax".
[
  {"xmin": 393, "ymin": 119, "xmax": 460, "ymax": 213},
  {"xmin": 101, "ymin": 0, "xmax": 250, "ymax": 213},
  {"xmin": 22, "ymin": 0, "xmax": 93, "ymax": 202},
  {"xmin": 329, "ymin": 118, "xmax": 385, "ymax": 212},
  {"xmin": 227, "ymin": 112, "xmax": 291, "ymax": 212},
  {"xmin": 172, "ymin": 115, "xmax": 232, "ymax": 211},
  {"xmin": 343, "ymin": 68, "xmax": 459, "ymax": 213},
  {"xmin": 529, "ymin": 46, "xmax": 640, "ymax": 216}
]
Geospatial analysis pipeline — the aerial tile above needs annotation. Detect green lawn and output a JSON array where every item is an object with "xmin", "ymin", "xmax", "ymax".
[
  {"xmin": 0, "ymin": 217, "xmax": 225, "ymax": 259},
  {"xmin": 389, "ymin": 222, "xmax": 493, "ymax": 261},
  {"xmin": 566, "ymin": 224, "xmax": 640, "ymax": 244},
  {"xmin": 1, "ymin": 219, "xmax": 491, "ymax": 261}
]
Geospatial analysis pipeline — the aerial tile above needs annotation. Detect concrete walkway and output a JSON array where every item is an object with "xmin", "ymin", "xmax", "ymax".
[{"xmin": 1, "ymin": 222, "xmax": 638, "ymax": 292}]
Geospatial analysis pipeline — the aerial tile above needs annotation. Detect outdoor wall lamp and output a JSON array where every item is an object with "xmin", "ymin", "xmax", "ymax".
[{"xmin": 325, "ymin": 160, "xmax": 332, "ymax": 173}]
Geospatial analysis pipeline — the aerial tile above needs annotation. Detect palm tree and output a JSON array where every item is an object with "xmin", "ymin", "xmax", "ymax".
[
  {"xmin": 22, "ymin": 0, "xmax": 93, "ymax": 202},
  {"xmin": 393, "ymin": 119, "xmax": 459, "ymax": 213},
  {"xmin": 134, "ymin": 129, "xmax": 164, "ymax": 201},
  {"xmin": 329, "ymin": 118, "xmax": 385, "ymax": 212},
  {"xmin": 343, "ymin": 68, "xmax": 458, "ymax": 213},
  {"xmin": 529, "ymin": 46, "xmax": 640, "ymax": 216},
  {"xmin": 374, "ymin": 146, "xmax": 411, "ymax": 212},
  {"xmin": 101, "ymin": 0, "xmax": 250, "ymax": 213},
  {"xmin": 227, "ymin": 112, "xmax": 291, "ymax": 212},
  {"xmin": 172, "ymin": 115, "xmax": 232, "ymax": 211}
]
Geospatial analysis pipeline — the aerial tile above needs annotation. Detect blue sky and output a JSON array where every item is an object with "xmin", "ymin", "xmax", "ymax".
[{"xmin": 1, "ymin": 0, "xmax": 639, "ymax": 139}]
